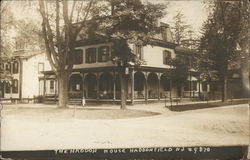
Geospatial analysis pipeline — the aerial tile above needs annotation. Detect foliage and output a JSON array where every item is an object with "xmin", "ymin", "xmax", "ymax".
[
  {"xmin": 171, "ymin": 11, "xmax": 191, "ymax": 46},
  {"xmin": 199, "ymin": 0, "xmax": 242, "ymax": 78},
  {"xmin": 199, "ymin": 0, "xmax": 248, "ymax": 100},
  {"xmin": 171, "ymin": 56, "xmax": 189, "ymax": 82},
  {"xmin": 99, "ymin": 0, "xmax": 167, "ymax": 65}
]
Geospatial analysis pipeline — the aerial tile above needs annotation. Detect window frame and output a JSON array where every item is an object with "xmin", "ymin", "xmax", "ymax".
[
  {"xmin": 163, "ymin": 50, "xmax": 172, "ymax": 65},
  {"xmin": 38, "ymin": 62, "xmax": 44, "ymax": 74},
  {"xmin": 5, "ymin": 82, "xmax": 11, "ymax": 93},
  {"xmin": 98, "ymin": 46, "xmax": 110, "ymax": 62},
  {"xmin": 50, "ymin": 80, "xmax": 55, "ymax": 91},
  {"xmin": 74, "ymin": 49, "xmax": 83, "ymax": 64},
  {"xmin": 85, "ymin": 48, "xmax": 97, "ymax": 63},
  {"xmin": 12, "ymin": 61, "xmax": 19, "ymax": 74},
  {"xmin": 12, "ymin": 79, "xmax": 18, "ymax": 93}
]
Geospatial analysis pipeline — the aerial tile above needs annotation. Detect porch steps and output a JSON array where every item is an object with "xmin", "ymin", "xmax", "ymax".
[{"xmin": 68, "ymin": 98, "xmax": 82, "ymax": 106}]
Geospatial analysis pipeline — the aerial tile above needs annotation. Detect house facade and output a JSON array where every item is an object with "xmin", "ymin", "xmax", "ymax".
[
  {"xmin": 40, "ymin": 23, "xmax": 209, "ymax": 104},
  {"xmin": 0, "ymin": 50, "xmax": 51, "ymax": 102}
]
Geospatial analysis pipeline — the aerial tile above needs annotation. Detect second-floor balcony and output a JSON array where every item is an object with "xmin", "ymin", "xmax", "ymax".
[{"xmin": 72, "ymin": 43, "xmax": 116, "ymax": 69}]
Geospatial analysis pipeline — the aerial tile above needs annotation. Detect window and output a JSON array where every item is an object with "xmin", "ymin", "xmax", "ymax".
[
  {"xmin": 12, "ymin": 79, "xmax": 18, "ymax": 93},
  {"xmin": 135, "ymin": 45, "xmax": 143, "ymax": 60},
  {"xmin": 38, "ymin": 63, "xmax": 44, "ymax": 73},
  {"xmin": 74, "ymin": 49, "xmax": 83, "ymax": 64},
  {"xmin": 12, "ymin": 61, "xmax": 19, "ymax": 74},
  {"xmin": 98, "ymin": 46, "xmax": 110, "ymax": 62},
  {"xmin": 5, "ymin": 63, "xmax": 11, "ymax": 73},
  {"xmin": 163, "ymin": 50, "xmax": 171, "ymax": 65},
  {"xmin": 86, "ymin": 48, "xmax": 96, "ymax": 63},
  {"xmin": 50, "ymin": 80, "xmax": 54, "ymax": 91},
  {"xmin": 202, "ymin": 82, "xmax": 207, "ymax": 91},
  {"xmin": 192, "ymin": 81, "xmax": 197, "ymax": 91},
  {"xmin": 184, "ymin": 81, "xmax": 190, "ymax": 91},
  {"xmin": 5, "ymin": 82, "xmax": 11, "ymax": 93}
]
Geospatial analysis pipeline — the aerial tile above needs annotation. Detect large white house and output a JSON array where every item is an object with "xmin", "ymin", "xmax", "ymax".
[
  {"xmin": 39, "ymin": 22, "xmax": 209, "ymax": 104},
  {"xmin": 0, "ymin": 49, "xmax": 51, "ymax": 102}
]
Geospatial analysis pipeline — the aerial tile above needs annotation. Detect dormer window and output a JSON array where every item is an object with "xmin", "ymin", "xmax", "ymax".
[
  {"xmin": 98, "ymin": 46, "xmax": 110, "ymax": 62},
  {"xmin": 163, "ymin": 50, "xmax": 171, "ymax": 65},
  {"xmin": 86, "ymin": 48, "xmax": 96, "ymax": 63}
]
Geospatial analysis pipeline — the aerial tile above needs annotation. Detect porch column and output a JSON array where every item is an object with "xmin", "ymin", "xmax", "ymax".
[
  {"xmin": 81, "ymin": 73, "xmax": 84, "ymax": 98},
  {"xmin": 144, "ymin": 72, "xmax": 148, "ymax": 103},
  {"xmin": 43, "ymin": 76, "xmax": 46, "ymax": 97},
  {"xmin": 131, "ymin": 70, "xmax": 135, "ymax": 105},
  {"xmin": 84, "ymin": 73, "xmax": 89, "ymax": 99},
  {"xmin": 198, "ymin": 79, "xmax": 201, "ymax": 99},
  {"xmin": 157, "ymin": 73, "xmax": 161, "ymax": 100},
  {"xmin": 96, "ymin": 73, "xmax": 100, "ymax": 101},
  {"xmin": 113, "ymin": 72, "xmax": 116, "ymax": 102}
]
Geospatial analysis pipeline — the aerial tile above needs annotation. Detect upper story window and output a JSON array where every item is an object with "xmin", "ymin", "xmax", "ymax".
[
  {"xmin": 98, "ymin": 46, "xmax": 110, "ymax": 62},
  {"xmin": 12, "ymin": 61, "xmax": 19, "ymax": 74},
  {"xmin": 0, "ymin": 63, "xmax": 4, "ymax": 72},
  {"xmin": 74, "ymin": 49, "xmax": 83, "ymax": 64},
  {"xmin": 38, "ymin": 63, "xmax": 44, "ymax": 73},
  {"xmin": 86, "ymin": 48, "xmax": 96, "ymax": 63},
  {"xmin": 5, "ymin": 63, "xmax": 11, "ymax": 73},
  {"xmin": 192, "ymin": 81, "xmax": 197, "ymax": 91},
  {"xmin": 5, "ymin": 82, "xmax": 11, "ymax": 93},
  {"xmin": 12, "ymin": 79, "xmax": 18, "ymax": 93},
  {"xmin": 202, "ymin": 82, "xmax": 208, "ymax": 92},
  {"xmin": 135, "ymin": 45, "xmax": 143, "ymax": 60},
  {"xmin": 163, "ymin": 50, "xmax": 171, "ymax": 65},
  {"xmin": 184, "ymin": 81, "xmax": 190, "ymax": 91}
]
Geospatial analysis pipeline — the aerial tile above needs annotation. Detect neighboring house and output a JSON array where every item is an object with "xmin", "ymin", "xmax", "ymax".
[
  {"xmin": 0, "ymin": 49, "xmax": 51, "ymax": 102},
  {"xmin": 40, "ymin": 22, "xmax": 209, "ymax": 104}
]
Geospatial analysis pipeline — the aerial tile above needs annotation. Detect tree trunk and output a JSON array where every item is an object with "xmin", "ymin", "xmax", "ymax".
[
  {"xmin": 241, "ymin": 58, "xmax": 250, "ymax": 98},
  {"xmin": 119, "ymin": 67, "xmax": 127, "ymax": 110},
  {"xmin": 221, "ymin": 75, "xmax": 228, "ymax": 102},
  {"xmin": 58, "ymin": 73, "xmax": 69, "ymax": 108}
]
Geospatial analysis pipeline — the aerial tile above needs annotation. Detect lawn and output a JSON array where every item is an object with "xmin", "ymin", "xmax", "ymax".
[{"xmin": 1, "ymin": 103, "xmax": 249, "ymax": 151}]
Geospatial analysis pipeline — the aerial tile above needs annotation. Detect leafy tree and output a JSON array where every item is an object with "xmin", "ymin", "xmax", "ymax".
[
  {"xmin": 171, "ymin": 11, "xmax": 192, "ymax": 46},
  {"xmin": 100, "ymin": 0, "xmax": 166, "ymax": 109},
  {"xmin": 171, "ymin": 56, "xmax": 189, "ymax": 98},
  {"xmin": 38, "ymin": 0, "xmax": 166, "ymax": 109},
  {"xmin": 199, "ymin": 0, "xmax": 244, "ymax": 101},
  {"xmin": 38, "ymin": 0, "xmax": 96, "ymax": 108},
  {"xmin": 236, "ymin": 0, "xmax": 249, "ymax": 97}
]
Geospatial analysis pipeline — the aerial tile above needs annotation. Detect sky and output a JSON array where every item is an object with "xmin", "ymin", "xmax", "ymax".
[
  {"xmin": 7, "ymin": 0, "xmax": 209, "ymax": 37},
  {"xmin": 163, "ymin": 1, "xmax": 208, "ymax": 35}
]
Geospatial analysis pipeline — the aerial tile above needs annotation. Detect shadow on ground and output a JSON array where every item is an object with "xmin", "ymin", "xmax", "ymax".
[{"xmin": 168, "ymin": 99, "xmax": 249, "ymax": 112}]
